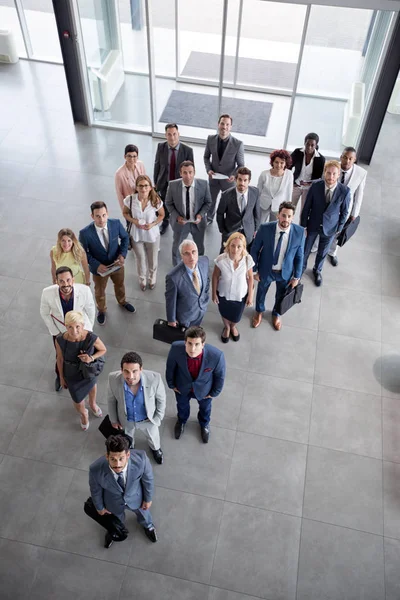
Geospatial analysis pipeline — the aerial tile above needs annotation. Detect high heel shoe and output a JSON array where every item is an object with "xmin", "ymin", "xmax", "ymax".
[
  {"xmin": 89, "ymin": 405, "xmax": 103, "ymax": 418},
  {"xmin": 80, "ymin": 409, "xmax": 89, "ymax": 431}
]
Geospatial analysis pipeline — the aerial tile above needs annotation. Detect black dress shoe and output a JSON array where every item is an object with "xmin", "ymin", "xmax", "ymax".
[
  {"xmin": 221, "ymin": 329, "xmax": 229, "ymax": 343},
  {"xmin": 200, "ymin": 426, "xmax": 210, "ymax": 443},
  {"xmin": 55, "ymin": 376, "xmax": 62, "ymax": 392},
  {"xmin": 174, "ymin": 421, "xmax": 185, "ymax": 439},
  {"xmin": 230, "ymin": 330, "xmax": 240, "ymax": 342},
  {"xmin": 97, "ymin": 311, "xmax": 106, "ymax": 325},
  {"xmin": 123, "ymin": 303, "xmax": 136, "ymax": 313},
  {"xmin": 160, "ymin": 222, "xmax": 169, "ymax": 235},
  {"xmin": 152, "ymin": 448, "xmax": 164, "ymax": 464},
  {"xmin": 104, "ymin": 532, "xmax": 114, "ymax": 548},
  {"xmin": 144, "ymin": 527, "xmax": 158, "ymax": 543},
  {"xmin": 313, "ymin": 270, "xmax": 323, "ymax": 287},
  {"xmin": 329, "ymin": 255, "xmax": 339, "ymax": 267}
]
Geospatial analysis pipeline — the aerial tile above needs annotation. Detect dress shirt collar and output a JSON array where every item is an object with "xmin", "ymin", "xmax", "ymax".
[
  {"xmin": 59, "ymin": 287, "xmax": 74, "ymax": 302},
  {"xmin": 181, "ymin": 180, "xmax": 195, "ymax": 190},
  {"xmin": 341, "ymin": 166, "xmax": 353, "ymax": 180},
  {"xmin": 236, "ymin": 189, "xmax": 248, "ymax": 202},
  {"xmin": 185, "ymin": 263, "xmax": 199, "ymax": 276},
  {"xmin": 169, "ymin": 143, "xmax": 180, "ymax": 152},
  {"xmin": 109, "ymin": 463, "xmax": 128, "ymax": 482},
  {"xmin": 186, "ymin": 351, "xmax": 203, "ymax": 361},
  {"xmin": 276, "ymin": 223, "xmax": 291, "ymax": 235},
  {"xmin": 325, "ymin": 183, "xmax": 337, "ymax": 194},
  {"xmin": 124, "ymin": 378, "xmax": 142, "ymax": 395},
  {"xmin": 95, "ymin": 223, "xmax": 108, "ymax": 234}
]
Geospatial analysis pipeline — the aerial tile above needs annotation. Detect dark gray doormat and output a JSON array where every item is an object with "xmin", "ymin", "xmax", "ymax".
[
  {"xmin": 159, "ymin": 91, "xmax": 273, "ymax": 136},
  {"xmin": 181, "ymin": 52, "xmax": 297, "ymax": 90}
]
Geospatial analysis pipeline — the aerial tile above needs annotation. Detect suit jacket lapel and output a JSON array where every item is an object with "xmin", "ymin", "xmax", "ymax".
[
  {"xmin": 104, "ymin": 466, "xmax": 121, "ymax": 493},
  {"xmin": 197, "ymin": 344, "xmax": 209, "ymax": 378},
  {"xmin": 179, "ymin": 345, "xmax": 192, "ymax": 379},
  {"xmin": 54, "ymin": 287, "xmax": 63, "ymax": 318}
]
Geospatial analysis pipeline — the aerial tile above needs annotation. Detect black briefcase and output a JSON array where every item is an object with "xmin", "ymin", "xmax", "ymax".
[
  {"xmin": 277, "ymin": 283, "xmax": 304, "ymax": 316},
  {"xmin": 153, "ymin": 318, "xmax": 186, "ymax": 344},
  {"xmin": 98, "ymin": 415, "xmax": 133, "ymax": 446},
  {"xmin": 337, "ymin": 216, "xmax": 360, "ymax": 247}
]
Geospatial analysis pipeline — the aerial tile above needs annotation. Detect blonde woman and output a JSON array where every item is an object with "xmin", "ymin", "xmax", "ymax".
[
  {"xmin": 55, "ymin": 311, "xmax": 106, "ymax": 430},
  {"xmin": 51, "ymin": 228, "xmax": 90, "ymax": 285},
  {"xmin": 123, "ymin": 174, "xmax": 165, "ymax": 291},
  {"xmin": 212, "ymin": 232, "xmax": 254, "ymax": 343}
]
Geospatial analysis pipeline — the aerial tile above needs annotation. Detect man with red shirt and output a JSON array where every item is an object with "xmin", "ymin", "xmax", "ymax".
[{"xmin": 165, "ymin": 326, "xmax": 226, "ymax": 443}]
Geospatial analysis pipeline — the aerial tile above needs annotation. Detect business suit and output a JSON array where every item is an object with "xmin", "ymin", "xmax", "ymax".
[
  {"xmin": 87, "ymin": 450, "xmax": 154, "ymax": 528},
  {"xmin": 165, "ymin": 256, "xmax": 210, "ymax": 327},
  {"xmin": 153, "ymin": 141, "xmax": 194, "ymax": 226},
  {"xmin": 290, "ymin": 148, "xmax": 326, "ymax": 209},
  {"xmin": 300, "ymin": 179, "xmax": 350, "ymax": 274},
  {"xmin": 328, "ymin": 164, "xmax": 367, "ymax": 258},
  {"xmin": 203, "ymin": 134, "xmax": 245, "ymax": 221},
  {"xmin": 79, "ymin": 219, "xmax": 129, "ymax": 312},
  {"xmin": 251, "ymin": 222, "xmax": 305, "ymax": 315},
  {"xmin": 166, "ymin": 178, "xmax": 212, "ymax": 265},
  {"xmin": 166, "ymin": 341, "xmax": 226, "ymax": 427},
  {"xmin": 40, "ymin": 283, "xmax": 95, "ymax": 336},
  {"xmin": 217, "ymin": 185, "xmax": 260, "ymax": 251},
  {"xmin": 107, "ymin": 370, "xmax": 166, "ymax": 450}
]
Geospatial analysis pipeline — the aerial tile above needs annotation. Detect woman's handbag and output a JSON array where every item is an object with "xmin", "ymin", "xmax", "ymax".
[
  {"xmin": 126, "ymin": 195, "xmax": 134, "ymax": 250},
  {"xmin": 78, "ymin": 332, "xmax": 105, "ymax": 380}
]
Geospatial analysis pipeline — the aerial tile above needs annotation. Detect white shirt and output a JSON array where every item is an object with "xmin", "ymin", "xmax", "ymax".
[
  {"xmin": 181, "ymin": 181, "xmax": 195, "ymax": 221},
  {"xmin": 324, "ymin": 183, "xmax": 337, "ymax": 203},
  {"xmin": 236, "ymin": 190, "xmax": 248, "ymax": 213},
  {"xmin": 340, "ymin": 166, "xmax": 353, "ymax": 186},
  {"xmin": 214, "ymin": 253, "xmax": 255, "ymax": 301},
  {"xmin": 273, "ymin": 224, "xmax": 291, "ymax": 270},
  {"xmin": 109, "ymin": 464, "xmax": 128, "ymax": 487},
  {"xmin": 95, "ymin": 224, "xmax": 109, "ymax": 250},
  {"xmin": 295, "ymin": 148, "xmax": 320, "ymax": 186},
  {"xmin": 123, "ymin": 194, "xmax": 162, "ymax": 243}
]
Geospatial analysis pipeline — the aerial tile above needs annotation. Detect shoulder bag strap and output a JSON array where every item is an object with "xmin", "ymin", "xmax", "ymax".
[{"xmin": 126, "ymin": 195, "xmax": 133, "ymax": 234}]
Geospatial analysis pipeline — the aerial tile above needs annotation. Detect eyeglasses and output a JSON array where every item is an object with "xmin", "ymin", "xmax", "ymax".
[
  {"xmin": 126, "ymin": 154, "xmax": 138, "ymax": 159},
  {"xmin": 137, "ymin": 184, "xmax": 150, "ymax": 189}
]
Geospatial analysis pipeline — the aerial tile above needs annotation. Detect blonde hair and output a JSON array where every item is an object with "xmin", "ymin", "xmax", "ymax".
[
  {"xmin": 54, "ymin": 229, "xmax": 84, "ymax": 264},
  {"xmin": 324, "ymin": 160, "xmax": 341, "ymax": 173},
  {"xmin": 223, "ymin": 232, "xmax": 248, "ymax": 258},
  {"xmin": 64, "ymin": 311, "xmax": 85, "ymax": 327}
]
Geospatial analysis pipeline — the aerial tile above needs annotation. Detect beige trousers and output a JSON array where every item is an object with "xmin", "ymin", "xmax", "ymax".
[{"xmin": 132, "ymin": 237, "xmax": 160, "ymax": 286}]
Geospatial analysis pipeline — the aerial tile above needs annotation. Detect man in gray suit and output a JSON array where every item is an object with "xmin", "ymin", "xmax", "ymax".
[
  {"xmin": 165, "ymin": 240, "xmax": 210, "ymax": 328},
  {"xmin": 217, "ymin": 167, "xmax": 261, "ymax": 253},
  {"xmin": 86, "ymin": 434, "xmax": 157, "ymax": 548},
  {"xmin": 165, "ymin": 160, "xmax": 212, "ymax": 266},
  {"xmin": 108, "ymin": 351, "xmax": 166, "ymax": 464},
  {"xmin": 203, "ymin": 114, "xmax": 245, "ymax": 224}
]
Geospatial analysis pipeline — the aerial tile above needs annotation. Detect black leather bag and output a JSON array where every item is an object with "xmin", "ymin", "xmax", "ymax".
[
  {"xmin": 337, "ymin": 216, "xmax": 360, "ymax": 247},
  {"xmin": 84, "ymin": 497, "xmax": 129, "ymax": 540},
  {"xmin": 98, "ymin": 415, "xmax": 133, "ymax": 446},
  {"xmin": 78, "ymin": 333, "xmax": 105, "ymax": 380},
  {"xmin": 153, "ymin": 319, "xmax": 186, "ymax": 344},
  {"xmin": 277, "ymin": 283, "xmax": 304, "ymax": 316}
]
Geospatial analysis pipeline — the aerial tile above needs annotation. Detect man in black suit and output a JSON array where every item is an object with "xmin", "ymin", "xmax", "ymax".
[
  {"xmin": 217, "ymin": 167, "xmax": 260, "ymax": 253},
  {"xmin": 153, "ymin": 123, "xmax": 194, "ymax": 235}
]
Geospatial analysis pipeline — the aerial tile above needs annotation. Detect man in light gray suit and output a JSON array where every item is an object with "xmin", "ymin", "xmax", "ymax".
[
  {"xmin": 86, "ymin": 435, "xmax": 157, "ymax": 548},
  {"xmin": 166, "ymin": 160, "xmax": 212, "ymax": 266},
  {"xmin": 165, "ymin": 240, "xmax": 210, "ymax": 328},
  {"xmin": 108, "ymin": 351, "xmax": 166, "ymax": 464},
  {"xmin": 204, "ymin": 114, "xmax": 245, "ymax": 224},
  {"xmin": 217, "ymin": 167, "xmax": 261, "ymax": 253}
]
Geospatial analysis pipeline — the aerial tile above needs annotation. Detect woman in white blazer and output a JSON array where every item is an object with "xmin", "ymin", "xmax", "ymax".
[{"xmin": 257, "ymin": 150, "xmax": 293, "ymax": 223}]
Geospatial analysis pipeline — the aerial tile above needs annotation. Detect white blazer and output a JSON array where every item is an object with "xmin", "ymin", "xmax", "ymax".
[
  {"xmin": 257, "ymin": 168, "xmax": 293, "ymax": 212},
  {"xmin": 346, "ymin": 164, "xmax": 367, "ymax": 218},
  {"xmin": 40, "ymin": 283, "xmax": 95, "ymax": 336}
]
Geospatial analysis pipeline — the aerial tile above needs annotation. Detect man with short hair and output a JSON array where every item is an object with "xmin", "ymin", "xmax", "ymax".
[
  {"xmin": 79, "ymin": 201, "xmax": 135, "ymax": 326},
  {"xmin": 107, "ymin": 351, "xmax": 166, "ymax": 464},
  {"xmin": 165, "ymin": 160, "xmax": 212, "ymax": 266},
  {"xmin": 165, "ymin": 239, "xmax": 210, "ymax": 328},
  {"xmin": 40, "ymin": 266, "xmax": 95, "ymax": 391},
  {"xmin": 85, "ymin": 434, "xmax": 157, "ymax": 549},
  {"xmin": 301, "ymin": 160, "xmax": 350, "ymax": 286},
  {"xmin": 153, "ymin": 123, "xmax": 194, "ymax": 235},
  {"xmin": 204, "ymin": 114, "xmax": 245, "ymax": 224},
  {"xmin": 166, "ymin": 326, "xmax": 226, "ymax": 443},
  {"xmin": 217, "ymin": 166, "xmax": 260, "ymax": 253},
  {"xmin": 251, "ymin": 202, "xmax": 305, "ymax": 331},
  {"xmin": 328, "ymin": 146, "xmax": 367, "ymax": 266}
]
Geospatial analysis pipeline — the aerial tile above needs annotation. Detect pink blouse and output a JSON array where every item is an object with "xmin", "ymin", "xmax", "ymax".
[{"xmin": 115, "ymin": 161, "xmax": 146, "ymax": 210}]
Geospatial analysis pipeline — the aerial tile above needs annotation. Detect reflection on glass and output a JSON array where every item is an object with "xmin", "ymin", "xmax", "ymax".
[
  {"xmin": 21, "ymin": 0, "xmax": 62, "ymax": 62},
  {"xmin": 0, "ymin": 1, "xmax": 27, "ymax": 58}
]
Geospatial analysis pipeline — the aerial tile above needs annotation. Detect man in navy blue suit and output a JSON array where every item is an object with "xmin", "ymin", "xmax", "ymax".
[
  {"xmin": 251, "ymin": 201, "xmax": 305, "ymax": 331},
  {"xmin": 166, "ymin": 326, "xmax": 226, "ymax": 443},
  {"xmin": 300, "ymin": 160, "xmax": 350, "ymax": 286},
  {"xmin": 79, "ymin": 201, "xmax": 135, "ymax": 325}
]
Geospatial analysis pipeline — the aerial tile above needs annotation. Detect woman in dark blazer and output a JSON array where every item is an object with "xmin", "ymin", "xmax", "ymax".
[{"xmin": 290, "ymin": 133, "xmax": 325, "ymax": 210}]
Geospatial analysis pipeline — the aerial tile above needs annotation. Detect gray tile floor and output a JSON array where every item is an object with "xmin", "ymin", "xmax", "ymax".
[{"xmin": 0, "ymin": 59, "xmax": 399, "ymax": 600}]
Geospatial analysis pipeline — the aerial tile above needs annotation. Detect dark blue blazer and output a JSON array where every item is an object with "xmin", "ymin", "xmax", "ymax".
[
  {"xmin": 165, "ymin": 256, "xmax": 210, "ymax": 327},
  {"xmin": 166, "ymin": 342, "xmax": 226, "ymax": 400},
  {"xmin": 251, "ymin": 222, "xmax": 305, "ymax": 281},
  {"xmin": 300, "ymin": 179, "xmax": 350, "ymax": 237},
  {"xmin": 79, "ymin": 219, "xmax": 129, "ymax": 275}
]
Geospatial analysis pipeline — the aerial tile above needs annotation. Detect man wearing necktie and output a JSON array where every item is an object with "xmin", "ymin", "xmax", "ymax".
[
  {"xmin": 251, "ymin": 202, "xmax": 305, "ymax": 330},
  {"xmin": 300, "ymin": 160, "xmax": 350, "ymax": 286},
  {"xmin": 153, "ymin": 123, "xmax": 194, "ymax": 235},
  {"xmin": 217, "ymin": 166, "xmax": 260, "ymax": 254},
  {"xmin": 86, "ymin": 434, "xmax": 157, "ymax": 549}
]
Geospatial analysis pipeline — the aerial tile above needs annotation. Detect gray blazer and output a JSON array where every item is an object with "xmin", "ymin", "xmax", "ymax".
[
  {"xmin": 203, "ymin": 134, "xmax": 245, "ymax": 177},
  {"xmin": 89, "ymin": 450, "xmax": 153, "ymax": 520},
  {"xmin": 153, "ymin": 141, "xmax": 194, "ymax": 198},
  {"xmin": 217, "ymin": 186, "xmax": 261, "ymax": 245},
  {"xmin": 165, "ymin": 178, "xmax": 212, "ymax": 232},
  {"xmin": 107, "ymin": 370, "xmax": 166, "ymax": 429},
  {"xmin": 165, "ymin": 256, "xmax": 210, "ymax": 327}
]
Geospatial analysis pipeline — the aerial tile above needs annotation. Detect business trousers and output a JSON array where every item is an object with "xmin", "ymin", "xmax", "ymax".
[
  {"xmin": 52, "ymin": 335, "xmax": 60, "ymax": 377},
  {"xmin": 131, "ymin": 237, "xmax": 159, "ymax": 286},
  {"xmin": 260, "ymin": 206, "xmax": 278, "ymax": 224},
  {"xmin": 255, "ymin": 271, "xmax": 288, "ymax": 316},
  {"xmin": 291, "ymin": 185, "xmax": 310, "ymax": 211},
  {"xmin": 175, "ymin": 392, "xmax": 213, "ymax": 428},
  {"xmin": 208, "ymin": 178, "xmax": 235, "ymax": 221},
  {"xmin": 303, "ymin": 229, "xmax": 335, "ymax": 274},
  {"xmin": 93, "ymin": 267, "xmax": 126, "ymax": 312},
  {"xmin": 124, "ymin": 419, "xmax": 161, "ymax": 451},
  {"xmin": 172, "ymin": 222, "xmax": 206, "ymax": 266},
  {"xmin": 84, "ymin": 496, "xmax": 153, "ymax": 535}
]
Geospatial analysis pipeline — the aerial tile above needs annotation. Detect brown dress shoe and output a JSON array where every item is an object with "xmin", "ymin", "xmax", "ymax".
[
  {"xmin": 272, "ymin": 315, "xmax": 282, "ymax": 331},
  {"xmin": 252, "ymin": 312, "xmax": 262, "ymax": 328}
]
